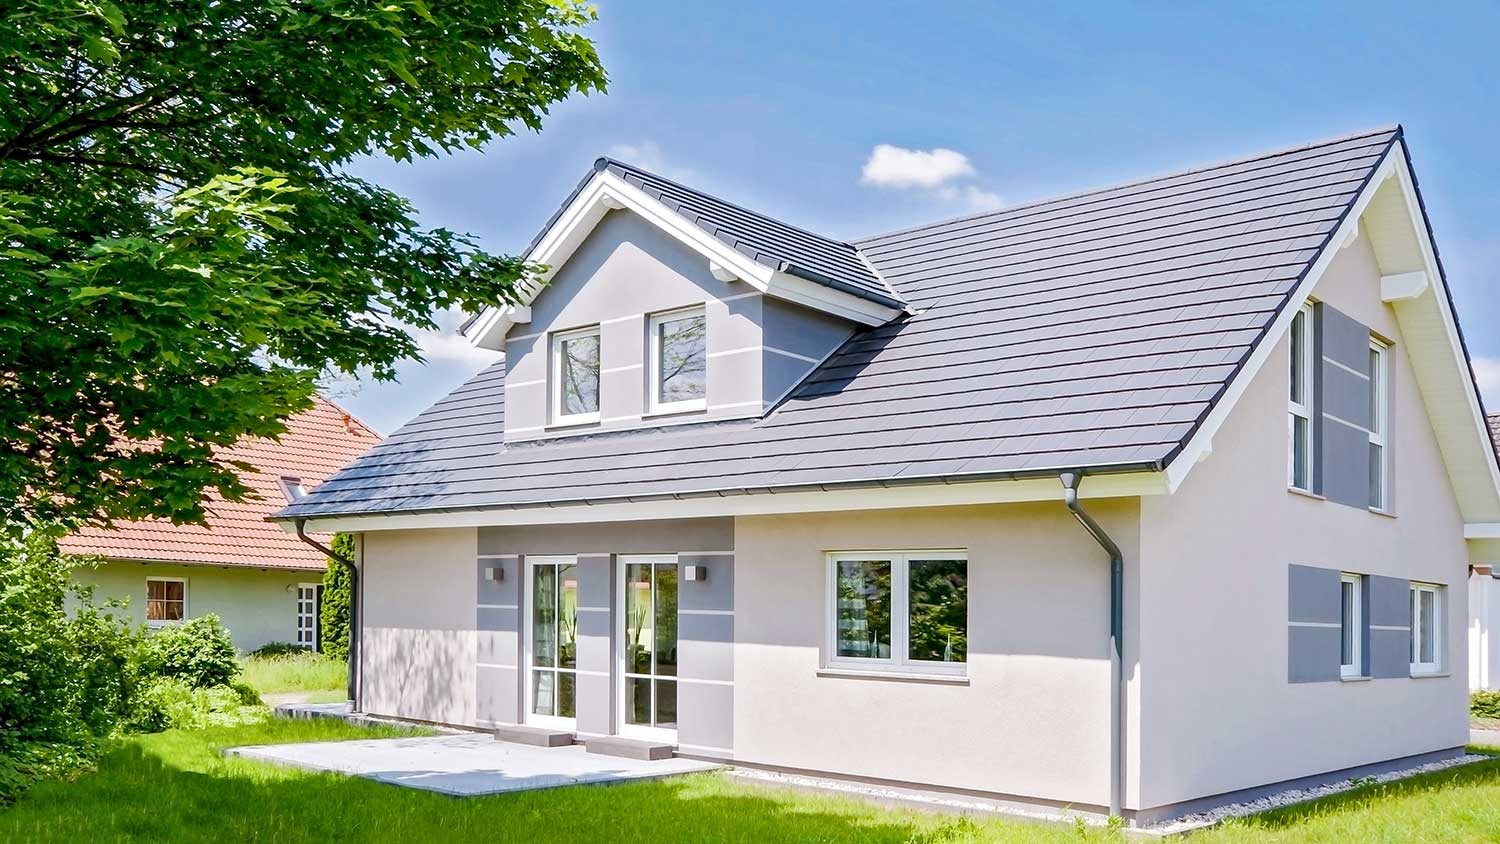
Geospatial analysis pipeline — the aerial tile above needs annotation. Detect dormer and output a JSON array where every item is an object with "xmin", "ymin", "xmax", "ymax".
[{"xmin": 463, "ymin": 159, "xmax": 907, "ymax": 443}]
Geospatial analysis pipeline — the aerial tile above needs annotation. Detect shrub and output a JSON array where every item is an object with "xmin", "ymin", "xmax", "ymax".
[
  {"xmin": 320, "ymin": 533, "xmax": 354, "ymax": 661},
  {"xmin": 142, "ymin": 614, "xmax": 239, "ymax": 688},
  {"xmin": 0, "ymin": 738, "xmax": 97, "ymax": 807},
  {"xmin": 1473, "ymin": 690, "xmax": 1500, "ymax": 720},
  {"xmin": 248, "ymin": 642, "xmax": 310, "ymax": 659},
  {"xmin": 129, "ymin": 678, "xmax": 265, "ymax": 733}
]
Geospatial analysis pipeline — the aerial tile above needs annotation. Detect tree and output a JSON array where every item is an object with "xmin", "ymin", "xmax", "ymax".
[
  {"xmin": 319, "ymin": 532, "xmax": 353, "ymax": 661},
  {"xmin": 0, "ymin": 1, "xmax": 607, "ymax": 530}
]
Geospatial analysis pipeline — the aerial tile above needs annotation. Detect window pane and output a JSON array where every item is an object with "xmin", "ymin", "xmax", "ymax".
[
  {"xmin": 1340, "ymin": 580, "xmax": 1355, "ymax": 667},
  {"xmin": 532, "ymin": 565, "xmax": 556, "ymax": 667},
  {"xmin": 908, "ymin": 559, "xmax": 967, "ymax": 663},
  {"xmin": 1369, "ymin": 443, "xmax": 1384, "ymax": 509},
  {"xmin": 654, "ymin": 565, "xmax": 678, "ymax": 677},
  {"xmin": 532, "ymin": 670, "xmax": 556, "ymax": 717},
  {"xmin": 560, "ymin": 333, "xmax": 600, "ymax": 415},
  {"xmin": 625, "ymin": 677, "xmax": 651, "ymax": 726},
  {"xmin": 655, "ymin": 679, "xmax": 677, "ymax": 728},
  {"xmin": 835, "ymin": 560, "xmax": 892, "ymax": 659},
  {"xmin": 1290, "ymin": 310, "xmax": 1305, "ymax": 403},
  {"xmin": 558, "ymin": 565, "xmax": 578, "ymax": 670},
  {"xmin": 1410, "ymin": 589, "xmax": 1419, "ymax": 664},
  {"xmin": 163, "ymin": 580, "xmax": 183, "ymax": 602},
  {"xmin": 1419, "ymin": 589, "xmax": 1436, "ymax": 664},
  {"xmin": 625, "ymin": 564, "xmax": 653, "ymax": 674},
  {"xmin": 657, "ymin": 315, "xmax": 706, "ymax": 404},
  {"xmin": 1292, "ymin": 415, "xmax": 1310, "ymax": 490},
  {"xmin": 1369, "ymin": 348, "xmax": 1380, "ymax": 432},
  {"xmin": 558, "ymin": 671, "xmax": 576, "ymax": 719}
]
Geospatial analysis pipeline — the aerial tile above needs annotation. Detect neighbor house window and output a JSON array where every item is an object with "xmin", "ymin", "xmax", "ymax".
[
  {"xmin": 1288, "ymin": 303, "xmax": 1316, "ymax": 491},
  {"xmin": 649, "ymin": 307, "xmax": 707, "ymax": 413},
  {"xmin": 1369, "ymin": 341, "xmax": 1389, "ymax": 510},
  {"xmin": 1340, "ymin": 573, "xmax": 1362, "ymax": 678},
  {"xmin": 277, "ymin": 475, "xmax": 307, "ymax": 503},
  {"xmin": 551, "ymin": 326, "xmax": 600, "ymax": 424},
  {"xmin": 146, "ymin": 577, "xmax": 186, "ymax": 625},
  {"xmin": 1410, "ymin": 582, "xmax": 1443, "ymax": 675},
  {"xmin": 828, "ymin": 551, "xmax": 967, "ymax": 675}
]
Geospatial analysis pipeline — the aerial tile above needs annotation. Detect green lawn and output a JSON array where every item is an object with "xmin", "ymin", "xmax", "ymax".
[
  {"xmin": 2, "ymin": 717, "xmax": 1499, "ymax": 843},
  {"xmin": 238, "ymin": 652, "xmax": 347, "ymax": 704}
]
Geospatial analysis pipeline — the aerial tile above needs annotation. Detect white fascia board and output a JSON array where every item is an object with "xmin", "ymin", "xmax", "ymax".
[
  {"xmin": 765, "ymin": 271, "xmax": 902, "ymax": 326},
  {"xmin": 1465, "ymin": 524, "xmax": 1500, "ymax": 540},
  {"xmin": 284, "ymin": 469, "xmax": 1169, "ymax": 533},
  {"xmin": 1164, "ymin": 156, "xmax": 1398, "ymax": 493},
  {"xmin": 1380, "ymin": 270, "xmax": 1429, "ymax": 302}
]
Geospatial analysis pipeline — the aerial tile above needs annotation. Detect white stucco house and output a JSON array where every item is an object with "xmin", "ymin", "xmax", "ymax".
[{"xmin": 276, "ymin": 125, "xmax": 1500, "ymax": 824}]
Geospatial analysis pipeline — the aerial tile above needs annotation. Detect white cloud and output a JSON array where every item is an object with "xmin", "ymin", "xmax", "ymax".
[
  {"xmin": 412, "ymin": 305, "xmax": 500, "ymax": 367},
  {"xmin": 861, "ymin": 144, "xmax": 975, "ymax": 189},
  {"xmin": 606, "ymin": 140, "xmax": 696, "ymax": 182},
  {"xmin": 937, "ymin": 184, "xmax": 1005, "ymax": 212},
  {"xmin": 1473, "ymin": 356, "xmax": 1500, "ymax": 409}
]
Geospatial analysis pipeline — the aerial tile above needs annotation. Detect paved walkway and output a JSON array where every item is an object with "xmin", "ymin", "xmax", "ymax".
[
  {"xmin": 226, "ymin": 733, "xmax": 719, "ymax": 797},
  {"xmin": 1471, "ymin": 729, "xmax": 1500, "ymax": 748}
]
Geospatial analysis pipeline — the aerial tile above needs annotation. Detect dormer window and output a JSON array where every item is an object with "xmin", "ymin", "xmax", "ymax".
[
  {"xmin": 649, "ymin": 307, "xmax": 707, "ymax": 414},
  {"xmin": 552, "ymin": 326, "xmax": 601, "ymax": 425}
]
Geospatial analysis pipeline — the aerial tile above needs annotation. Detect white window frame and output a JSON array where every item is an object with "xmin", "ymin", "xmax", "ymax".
[
  {"xmin": 1288, "ymin": 302, "xmax": 1316, "ymax": 492},
  {"xmin": 616, "ymin": 554, "xmax": 680, "ymax": 742},
  {"xmin": 647, "ymin": 306, "xmax": 708, "ymax": 415},
  {"xmin": 825, "ymin": 550, "xmax": 969, "ymax": 677},
  {"xmin": 1410, "ymin": 582, "xmax": 1443, "ymax": 675},
  {"xmin": 1368, "ymin": 339, "xmax": 1390, "ymax": 512},
  {"xmin": 550, "ymin": 325, "xmax": 601, "ymax": 427},
  {"xmin": 146, "ymin": 576, "xmax": 188, "ymax": 627},
  {"xmin": 295, "ymin": 582, "xmax": 319, "ymax": 650},
  {"xmin": 523, "ymin": 555, "xmax": 579, "ymax": 730},
  {"xmin": 1340, "ymin": 572, "xmax": 1363, "ymax": 679}
]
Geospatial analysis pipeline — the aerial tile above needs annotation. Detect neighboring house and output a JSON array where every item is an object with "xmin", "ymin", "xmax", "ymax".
[
  {"xmin": 65, "ymin": 396, "xmax": 380, "ymax": 652},
  {"xmin": 1471, "ymin": 414, "xmax": 1500, "ymax": 691},
  {"xmin": 275, "ymin": 125, "xmax": 1500, "ymax": 824}
]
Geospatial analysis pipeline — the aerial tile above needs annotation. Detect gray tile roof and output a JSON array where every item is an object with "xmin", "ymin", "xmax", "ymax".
[{"xmin": 279, "ymin": 126, "xmax": 1402, "ymax": 519}]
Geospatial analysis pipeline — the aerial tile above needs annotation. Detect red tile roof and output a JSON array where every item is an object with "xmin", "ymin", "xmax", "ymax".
[{"xmin": 60, "ymin": 396, "xmax": 381, "ymax": 570}]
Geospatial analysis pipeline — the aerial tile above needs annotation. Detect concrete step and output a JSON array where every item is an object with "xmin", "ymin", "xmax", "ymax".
[
  {"xmin": 585, "ymin": 736, "xmax": 675, "ymax": 761},
  {"xmin": 494, "ymin": 724, "xmax": 575, "ymax": 748}
]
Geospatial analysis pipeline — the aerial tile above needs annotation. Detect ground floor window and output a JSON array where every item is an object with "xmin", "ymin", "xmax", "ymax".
[
  {"xmin": 1340, "ymin": 573, "xmax": 1363, "ymax": 678},
  {"xmin": 828, "ymin": 551, "xmax": 968, "ymax": 674},
  {"xmin": 1410, "ymin": 582, "xmax": 1443, "ymax": 674},
  {"xmin": 296, "ymin": 583, "xmax": 319, "ymax": 650},
  {"xmin": 146, "ymin": 577, "xmax": 186, "ymax": 625},
  {"xmin": 621, "ymin": 555, "xmax": 678, "ymax": 734},
  {"xmin": 527, "ymin": 557, "xmax": 578, "ymax": 723}
]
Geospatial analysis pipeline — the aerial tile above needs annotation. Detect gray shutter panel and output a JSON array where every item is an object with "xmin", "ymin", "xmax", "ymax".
[
  {"xmin": 1288, "ymin": 564, "xmax": 1341, "ymax": 683},
  {"xmin": 1367, "ymin": 575, "xmax": 1412, "ymax": 678},
  {"xmin": 1317, "ymin": 304, "xmax": 1373, "ymax": 509}
]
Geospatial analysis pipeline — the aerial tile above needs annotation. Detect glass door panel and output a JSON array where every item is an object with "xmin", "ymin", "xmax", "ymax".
[
  {"xmin": 621, "ymin": 557, "xmax": 678, "ymax": 733},
  {"xmin": 529, "ymin": 558, "xmax": 578, "ymax": 723}
]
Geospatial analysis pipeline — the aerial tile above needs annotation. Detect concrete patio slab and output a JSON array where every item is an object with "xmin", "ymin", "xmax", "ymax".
[{"xmin": 225, "ymin": 733, "xmax": 719, "ymax": 797}]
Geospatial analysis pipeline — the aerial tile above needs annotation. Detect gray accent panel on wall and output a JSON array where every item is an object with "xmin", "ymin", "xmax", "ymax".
[
  {"xmin": 573, "ymin": 555, "xmax": 613, "ymax": 737},
  {"xmin": 477, "ymin": 555, "xmax": 519, "ymax": 606},
  {"xmin": 1288, "ymin": 564, "xmax": 1341, "ymax": 624},
  {"xmin": 1288, "ymin": 625, "xmax": 1342, "ymax": 684},
  {"xmin": 477, "ymin": 631, "xmax": 515, "ymax": 667},
  {"xmin": 575, "ymin": 672, "xmax": 611, "ymax": 737},
  {"xmin": 477, "ymin": 606, "xmax": 517, "ymax": 633},
  {"xmin": 1368, "ymin": 575, "xmax": 1411, "ymax": 679},
  {"xmin": 1367, "ymin": 576, "xmax": 1411, "ymax": 627},
  {"xmin": 678, "ymin": 554, "xmax": 734, "ymax": 613},
  {"xmin": 1322, "ymin": 364, "xmax": 1371, "ymax": 430},
  {"xmin": 677, "ymin": 630, "xmax": 734, "ymax": 684},
  {"xmin": 476, "ymin": 664, "xmax": 519, "ymax": 725},
  {"xmin": 576, "ymin": 553, "xmax": 613, "ymax": 608},
  {"xmin": 479, "ymin": 519, "xmax": 733, "ymax": 556},
  {"xmin": 1320, "ymin": 304, "xmax": 1372, "ymax": 373},
  {"xmin": 1322, "ymin": 420, "xmax": 1371, "ymax": 509},
  {"xmin": 675, "ymin": 680, "xmax": 734, "ymax": 754},
  {"xmin": 1370, "ymin": 629, "xmax": 1411, "ymax": 679},
  {"xmin": 679, "ymin": 612, "xmax": 734, "ymax": 645}
]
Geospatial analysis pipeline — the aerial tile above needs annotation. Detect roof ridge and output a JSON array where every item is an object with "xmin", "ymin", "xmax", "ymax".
[
  {"xmin": 852, "ymin": 124, "xmax": 1403, "ymax": 246},
  {"xmin": 312, "ymin": 392, "xmax": 383, "ymax": 440}
]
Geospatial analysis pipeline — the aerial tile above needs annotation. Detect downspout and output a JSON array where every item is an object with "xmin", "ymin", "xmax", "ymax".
[
  {"xmin": 1059, "ymin": 471, "xmax": 1124, "ymax": 820},
  {"xmin": 295, "ymin": 519, "xmax": 359, "ymax": 710}
]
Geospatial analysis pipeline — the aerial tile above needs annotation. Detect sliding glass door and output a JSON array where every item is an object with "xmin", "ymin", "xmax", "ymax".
[
  {"xmin": 619, "ymin": 555, "xmax": 677, "ymax": 739},
  {"xmin": 526, "ymin": 556, "xmax": 578, "ymax": 729}
]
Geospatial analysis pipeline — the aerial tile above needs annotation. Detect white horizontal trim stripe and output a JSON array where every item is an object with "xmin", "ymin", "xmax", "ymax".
[
  {"xmin": 506, "ymin": 378, "xmax": 545, "ymax": 388},
  {"xmin": 601, "ymin": 363, "xmax": 643, "ymax": 374},
  {"xmin": 707, "ymin": 345, "xmax": 760, "ymax": 359},
  {"xmin": 574, "ymin": 669, "xmax": 610, "ymax": 677},
  {"xmin": 576, "ymin": 606, "xmax": 610, "ymax": 613},
  {"xmin": 672, "ymin": 676, "xmax": 734, "ymax": 686},
  {"xmin": 1323, "ymin": 356, "xmax": 1371, "ymax": 380},
  {"xmin": 1323, "ymin": 411, "xmax": 1372, "ymax": 433},
  {"xmin": 679, "ymin": 609, "xmax": 734, "ymax": 616},
  {"xmin": 477, "ymin": 554, "xmax": 519, "ymax": 560},
  {"xmin": 1370, "ymin": 624, "xmax": 1412, "ymax": 631},
  {"xmin": 506, "ymin": 330, "xmax": 542, "ymax": 343},
  {"xmin": 717, "ymin": 290, "xmax": 762, "ymax": 303},
  {"xmin": 601, "ymin": 312, "xmax": 644, "ymax": 326},
  {"xmin": 1287, "ymin": 621, "xmax": 1341, "ymax": 629},
  {"xmin": 710, "ymin": 400, "xmax": 769, "ymax": 410},
  {"xmin": 681, "ymin": 550, "xmax": 736, "ymax": 557},
  {"xmin": 477, "ymin": 603, "xmax": 518, "ymax": 610},
  {"xmin": 476, "ymin": 662, "xmax": 518, "ymax": 671},
  {"xmin": 764, "ymin": 346, "xmax": 820, "ymax": 364}
]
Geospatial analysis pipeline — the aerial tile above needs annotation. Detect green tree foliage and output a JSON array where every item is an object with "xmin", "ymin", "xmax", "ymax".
[
  {"xmin": 319, "ymin": 532, "xmax": 353, "ymax": 662},
  {"xmin": 0, "ymin": 0, "xmax": 607, "ymax": 530}
]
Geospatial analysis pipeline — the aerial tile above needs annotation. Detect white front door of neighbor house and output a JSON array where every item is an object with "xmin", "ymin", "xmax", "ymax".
[
  {"xmin": 618, "ymin": 555, "xmax": 678, "ymax": 741},
  {"xmin": 296, "ymin": 583, "xmax": 319, "ymax": 650},
  {"xmin": 525, "ymin": 556, "xmax": 579, "ymax": 730}
]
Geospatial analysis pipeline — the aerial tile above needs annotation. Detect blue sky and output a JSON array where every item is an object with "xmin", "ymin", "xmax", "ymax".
[{"xmin": 335, "ymin": 1, "xmax": 1500, "ymax": 433}]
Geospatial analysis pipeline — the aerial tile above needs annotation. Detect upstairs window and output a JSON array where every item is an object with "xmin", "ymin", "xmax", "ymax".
[
  {"xmin": 649, "ymin": 308, "xmax": 707, "ymax": 414},
  {"xmin": 551, "ymin": 326, "xmax": 600, "ymax": 425},
  {"xmin": 1288, "ymin": 303, "xmax": 1316, "ymax": 491},
  {"xmin": 1340, "ymin": 572, "xmax": 1363, "ymax": 678},
  {"xmin": 1368, "ymin": 341, "xmax": 1389, "ymax": 510}
]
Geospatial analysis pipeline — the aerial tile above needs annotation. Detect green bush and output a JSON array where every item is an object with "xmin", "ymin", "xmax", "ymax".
[
  {"xmin": 128, "ymin": 678, "xmax": 265, "ymax": 733},
  {"xmin": 320, "ymin": 533, "xmax": 354, "ymax": 661},
  {"xmin": 142, "ymin": 614, "xmax": 239, "ymax": 688},
  {"xmin": 247, "ymin": 641, "xmax": 310, "ymax": 658},
  {"xmin": 1473, "ymin": 690, "xmax": 1500, "ymax": 720},
  {"xmin": 0, "ymin": 738, "xmax": 97, "ymax": 807}
]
